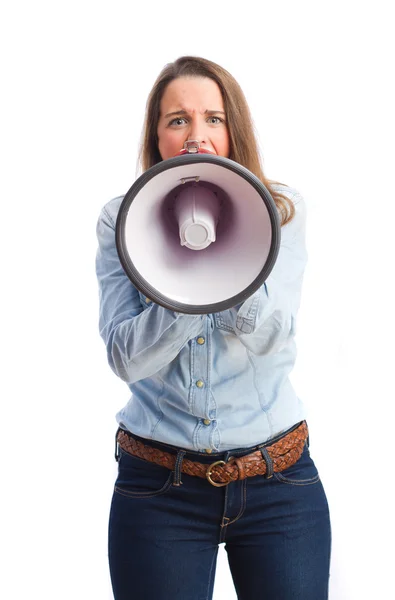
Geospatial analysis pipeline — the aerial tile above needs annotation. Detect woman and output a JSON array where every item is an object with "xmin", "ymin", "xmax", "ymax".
[{"xmin": 96, "ymin": 56, "xmax": 331, "ymax": 600}]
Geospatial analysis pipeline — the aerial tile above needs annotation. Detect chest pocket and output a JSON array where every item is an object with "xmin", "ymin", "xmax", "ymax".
[{"xmin": 214, "ymin": 310, "xmax": 236, "ymax": 333}]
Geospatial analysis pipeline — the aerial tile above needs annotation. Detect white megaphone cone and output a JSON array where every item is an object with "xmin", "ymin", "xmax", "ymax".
[{"xmin": 115, "ymin": 141, "xmax": 281, "ymax": 314}]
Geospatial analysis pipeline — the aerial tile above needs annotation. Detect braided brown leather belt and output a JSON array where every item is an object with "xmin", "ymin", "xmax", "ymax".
[{"xmin": 117, "ymin": 421, "xmax": 308, "ymax": 487}]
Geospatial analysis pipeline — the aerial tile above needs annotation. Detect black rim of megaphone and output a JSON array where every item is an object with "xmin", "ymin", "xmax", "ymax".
[{"xmin": 116, "ymin": 153, "xmax": 281, "ymax": 315}]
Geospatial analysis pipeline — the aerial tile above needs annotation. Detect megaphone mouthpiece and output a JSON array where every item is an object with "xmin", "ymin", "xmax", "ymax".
[{"xmin": 177, "ymin": 140, "xmax": 217, "ymax": 156}]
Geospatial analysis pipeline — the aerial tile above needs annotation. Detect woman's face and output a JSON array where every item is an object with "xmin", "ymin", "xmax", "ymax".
[{"xmin": 157, "ymin": 76, "xmax": 230, "ymax": 160}]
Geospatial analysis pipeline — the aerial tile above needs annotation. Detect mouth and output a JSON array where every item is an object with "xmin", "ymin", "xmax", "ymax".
[
  {"xmin": 174, "ymin": 140, "xmax": 217, "ymax": 157},
  {"xmin": 175, "ymin": 147, "xmax": 217, "ymax": 156}
]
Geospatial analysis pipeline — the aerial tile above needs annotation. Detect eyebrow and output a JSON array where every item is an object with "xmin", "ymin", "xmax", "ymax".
[{"xmin": 164, "ymin": 109, "xmax": 226, "ymax": 118}]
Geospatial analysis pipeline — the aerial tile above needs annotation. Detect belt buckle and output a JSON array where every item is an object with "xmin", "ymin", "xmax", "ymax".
[{"xmin": 206, "ymin": 457, "xmax": 235, "ymax": 487}]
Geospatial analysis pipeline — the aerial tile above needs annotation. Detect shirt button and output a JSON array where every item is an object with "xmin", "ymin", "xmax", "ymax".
[
  {"xmin": 145, "ymin": 297, "xmax": 152, "ymax": 304},
  {"xmin": 197, "ymin": 337, "xmax": 205, "ymax": 345},
  {"xmin": 203, "ymin": 419, "xmax": 211, "ymax": 426},
  {"xmin": 205, "ymin": 449, "xmax": 213, "ymax": 454},
  {"xmin": 196, "ymin": 380, "xmax": 204, "ymax": 388}
]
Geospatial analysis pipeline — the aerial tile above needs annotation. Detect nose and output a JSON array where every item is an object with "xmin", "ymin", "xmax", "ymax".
[{"xmin": 188, "ymin": 118, "xmax": 207, "ymax": 145}]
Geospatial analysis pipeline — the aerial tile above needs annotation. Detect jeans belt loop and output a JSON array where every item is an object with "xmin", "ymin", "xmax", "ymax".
[
  {"xmin": 114, "ymin": 427, "xmax": 121, "ymax": 462},
  {"xmin": 172, "ymin": 449, "xmax": 187, "ymax": 486},
  {"xmin": 260, "ymin": 446, "xmax": 274, "ymax": 478}
]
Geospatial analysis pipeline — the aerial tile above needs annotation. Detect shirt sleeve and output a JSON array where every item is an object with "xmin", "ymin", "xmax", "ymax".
[
  {"xmin": 232, "ymin": 193, "xmax": 308, "ymax": 355},
  {"xmin": 95, "ymin": 203, "xmax": 204, "ymax": 384}
]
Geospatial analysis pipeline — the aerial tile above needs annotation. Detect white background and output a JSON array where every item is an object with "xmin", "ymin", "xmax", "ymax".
[{"xmin": 1, "ymin": 1, "xmax": 394, "ymax": 598}]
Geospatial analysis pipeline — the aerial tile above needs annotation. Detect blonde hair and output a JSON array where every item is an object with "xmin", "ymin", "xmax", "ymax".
[{"xmin": 139, "ymin": 56, "xmax": 295, "ymax": 226}]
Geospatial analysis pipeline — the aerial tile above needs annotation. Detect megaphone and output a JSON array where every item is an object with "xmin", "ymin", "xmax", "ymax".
[{"xmin": 116, "ymin": 141, "xmax": 281, "ymax": 314}]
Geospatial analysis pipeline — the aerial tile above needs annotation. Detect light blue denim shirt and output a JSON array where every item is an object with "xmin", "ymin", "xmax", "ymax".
[{"xmin": 96, "ymin": 184, "xmax": 308, "ymax": 452}]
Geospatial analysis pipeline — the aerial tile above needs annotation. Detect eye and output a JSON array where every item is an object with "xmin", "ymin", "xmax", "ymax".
[
  {"xmin": 207, "ymin": 116, "xmax": 224, "ymax": 124},
  {"xmin": 169, "ymin": 117, "xmax": 188, "ymax": 126}
]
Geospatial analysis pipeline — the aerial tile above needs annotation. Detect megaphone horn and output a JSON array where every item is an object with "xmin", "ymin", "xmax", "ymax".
[{"xmin": 116, "ymin": 142, "xmax": 280, "ymax": 314}]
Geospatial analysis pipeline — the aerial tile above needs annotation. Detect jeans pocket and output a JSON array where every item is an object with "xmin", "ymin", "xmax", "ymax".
[
  {"xmin": 114, "ymin": 448, "xmax": 174, "ymax": 498},
  {"xmin": 273, "ymin": 446, "xmax": 320, "ymax": 486}
]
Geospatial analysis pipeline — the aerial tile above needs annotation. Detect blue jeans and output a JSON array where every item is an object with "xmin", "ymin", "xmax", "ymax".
[{"xmin": 108, "ymin": 423, "xmax": 331, "ymax": 599}]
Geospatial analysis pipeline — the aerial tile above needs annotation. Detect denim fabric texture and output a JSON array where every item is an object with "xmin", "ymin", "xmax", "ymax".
[
  {"xmin": 108, "ymin": 425, "xmax": 331, "ymax": 600},
  {"xmin": 96, "ymin": 184, "xmax": 309, "ymax": 451}
]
